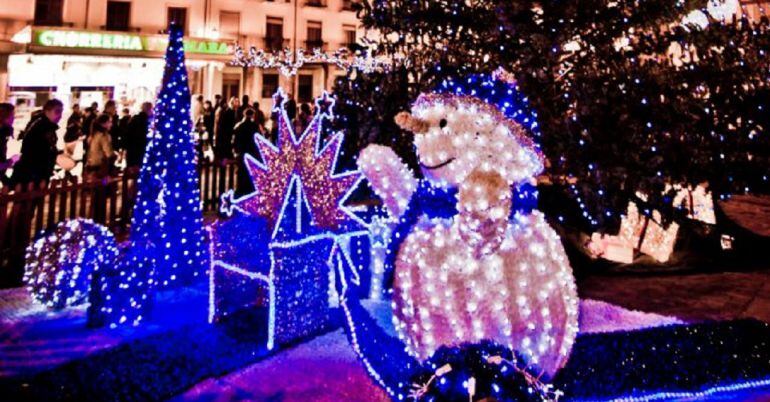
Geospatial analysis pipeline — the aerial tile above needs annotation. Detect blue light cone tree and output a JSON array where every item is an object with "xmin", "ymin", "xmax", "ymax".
[
  {"xmin": 87, "ymin": 25, "xmax": 207, "ymax": 329},
  {"xmin": 129, "ymin": 24, "xmax": 207, "ymax": 289}
]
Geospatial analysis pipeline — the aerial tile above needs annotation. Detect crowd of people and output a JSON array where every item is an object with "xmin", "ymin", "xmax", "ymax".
[
  {"xmin": 193, "ymin": 93, "xmax": 322, "ymax": 196},
  {"xmin": 0, "ymin": 99, "xmax": 154, "ymax": 189},
  {"xmin": 0, "ymin": 92, "xmax": 327, "ymax": 195}
]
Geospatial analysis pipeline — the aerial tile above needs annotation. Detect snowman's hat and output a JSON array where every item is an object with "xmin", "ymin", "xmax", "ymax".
[
  {"xmin": 396, "ymin": 70, "xmax": 544, "ymax": 163},
  {"xmin": 438, "ymin": 69, "xmax": 541, "ymax": 136}
]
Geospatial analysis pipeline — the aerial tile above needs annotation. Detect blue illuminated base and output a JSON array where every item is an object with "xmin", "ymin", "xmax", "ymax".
[
  {"xmin": 271, "ymin": 237, "xmax": 340, "ymax": 345},
  {"xmin": 342, "ymin": 294, "xmax": 770, "ymax": 401},
  {"xmin": 556, "ymin": 319, "xmax": 770, "ymax": 401},
  {"xmin": 207, "ymin": 216, "xmax": 349, "ymax": 350}
]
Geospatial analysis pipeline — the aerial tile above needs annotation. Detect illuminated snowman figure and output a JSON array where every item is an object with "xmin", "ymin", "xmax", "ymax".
[{"xmin": 358, "ymin": 76, "xmax": 579, "ymax": 377}]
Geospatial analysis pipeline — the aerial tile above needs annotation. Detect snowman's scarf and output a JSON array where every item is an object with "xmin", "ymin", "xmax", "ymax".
[{"xmin": 382, "ymin": 180, "xmax": 538, "ymax": 290}]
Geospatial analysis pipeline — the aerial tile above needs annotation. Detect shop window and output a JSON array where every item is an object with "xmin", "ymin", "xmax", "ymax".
[
  {"xmin": 262, "ymin": 74, "xmax": 279, "ymax": 98},
  {"xmin": 34, "ymin": 0, "xmax": 63, "ymax": 26},
  {"xmin": 219, "ymin": 11, "xmax": 240, "ymax": 39},
  {"xmin": 106, "ymin": 1, "xmax": 131, "ymax": 32},
  {"xmin": 298, "ymin": 75, "xmax": 313, "ymax": 103},
  {"xmin": 167, "ymin": 7, "xmax": 188, "ymax": 34},
  {"xmin": 343, "ymin": 26, "xmax": 357, "ymax": 48},
  {"xmin": 306, "ymin": 21, "xmax": 323, "ymax": 49}
]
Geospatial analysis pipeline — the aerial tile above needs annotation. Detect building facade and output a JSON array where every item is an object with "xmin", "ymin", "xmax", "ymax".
[{"xmin": 0, "ymin": 0, "xmax": 364, "ymax": 119}]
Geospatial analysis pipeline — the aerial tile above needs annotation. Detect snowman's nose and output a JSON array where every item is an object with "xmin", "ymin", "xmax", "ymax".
[{"xmin": 394, "ymin": 111, "xmax": 430, "ymax": 134}]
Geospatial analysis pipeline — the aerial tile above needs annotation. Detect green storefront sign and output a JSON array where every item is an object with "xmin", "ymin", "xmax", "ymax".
[{"xmin": 32, "ymin": 28, "xmax": 231, "ymax": 56}]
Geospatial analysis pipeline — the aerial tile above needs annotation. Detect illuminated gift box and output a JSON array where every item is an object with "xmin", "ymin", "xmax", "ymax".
[
  {"xmin": 207, "ymin": 90, "xmax": 371, "ymax": 349},
  {"xmin": 589, "ymin": 197, "xmax": 681, "ymax": 264},
  {"xmin": 208, "ymin": 192, "xmax": 368, "ymax": 349},
  {"xmin": 638, "ymin": 211, "xmax": 679, "ymax": 263},
  {"xmin": 588, "ymin": 233, "xmax": 634, "ymax": 264}
]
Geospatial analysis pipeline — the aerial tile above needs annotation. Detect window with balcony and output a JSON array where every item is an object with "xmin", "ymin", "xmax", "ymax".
[
  {"xmin": 266, "ymin": 17, "xmax": 284, "ymax": 52},
  {"xmin": 167, "ymin": 7, "xmax": 188, "ymax": 34},
  {"xmin": 106, "ymin": 1, "xmax": 131, "ymax": 31},
  {"xmin": 306, "ymin": 21, "xmax": 324, "ymax": 50},
  {"xmin": 262, "ymin": 74, "xmax": 279, "ymax": 98},
  {"xmin": 219, "ymin": 11, "xmax": 241, "ymax": 39},
  {"xmin": 34, "ymin": 0, "xmax": 64, "ymax": 26},
  {"xmin": 298, "ymin": 75, "xmax": 313, "ymax": 103},
  {"xmin": 343, "ymin": 26, "xmax": 357, "ymax": 48},
  {"xmin": 341, "ymin": 0, "xmax": 356, "ymax": 11}
]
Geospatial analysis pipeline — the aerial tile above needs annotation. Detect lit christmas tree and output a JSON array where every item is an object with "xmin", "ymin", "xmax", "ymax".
[
  {"xmin": 129, "ymin": 24, "xmax": 207, "ymax": 288},
  {"xmin": 337, "ymin": 0, "xmax": 770, "ymax": 234}
]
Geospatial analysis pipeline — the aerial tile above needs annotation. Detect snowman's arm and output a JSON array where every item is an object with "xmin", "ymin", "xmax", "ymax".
[{"xmin": 358, "ymin": 144, "xmax": 417, "ymax": 220}]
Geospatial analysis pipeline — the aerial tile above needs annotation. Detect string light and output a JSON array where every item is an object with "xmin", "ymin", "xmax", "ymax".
[{"xmin": 220, "ymin": 89, "xmax": 366, "ymax": 234}]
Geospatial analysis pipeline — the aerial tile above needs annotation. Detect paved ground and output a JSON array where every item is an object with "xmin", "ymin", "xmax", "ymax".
[{"xmin": 579, "ymin": 269, "xmax": 770, "ymax": 323}]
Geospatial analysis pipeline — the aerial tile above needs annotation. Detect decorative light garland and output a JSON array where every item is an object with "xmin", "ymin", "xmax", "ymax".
[{"xmin": 231, "ymin": 41, "xmax": 397, "ymax": 76}]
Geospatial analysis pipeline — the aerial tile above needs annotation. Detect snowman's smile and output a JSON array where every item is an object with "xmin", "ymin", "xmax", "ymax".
[{"xmin": 420, "ymin": 157, "xmax": 456, "ymax": 170}]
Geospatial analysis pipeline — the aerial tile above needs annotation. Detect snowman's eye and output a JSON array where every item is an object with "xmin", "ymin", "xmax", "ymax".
[{"xmin": 439, "ymin": 119, "xmax": 447, "ymax": 128}]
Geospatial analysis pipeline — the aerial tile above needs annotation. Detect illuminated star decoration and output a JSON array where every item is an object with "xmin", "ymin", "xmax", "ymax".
[{"xmin": 226, "ymin": 89, "xmax": 365, "ymax": 238}]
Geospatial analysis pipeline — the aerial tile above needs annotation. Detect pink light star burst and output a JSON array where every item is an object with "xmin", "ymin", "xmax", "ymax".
[{"xmin": 233, "ymin": 90, "xmax": 363, "ymax": 234}]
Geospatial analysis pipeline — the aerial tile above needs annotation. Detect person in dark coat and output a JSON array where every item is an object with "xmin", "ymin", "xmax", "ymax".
[
  {"xmin": 104, "ymin": 100, "xmax": 122, "ymax": 153},
  {"xmin": 268, "ymin": 110, "xmax": 280, "ymax": 145},
  {"xmin": 66, "ymin": 103, "xmax": 82, "ymax": 127},
  {"xmin": 203, "ymin": 100, "xmax": 215, "ymax": 141},
  {"xmin": 124, "ymin": 102, "xmax": 153, "ymax": 169},
  {"xmin": 82, "ymin": 106, "xmax": 96, "ymax": 138},
  {"xmin": 19, "ymin": 109, "xmax": 44, "ymax": 141},
  {"xmin": 232, "ymin": 108, "xmax": 260, "ymax": 197},
  {"xmin": 118, "ymin": 107, "xmax": 131, "ymax": 135},
  {"xmin": 285, "ymin": 97, "xmax": 297, "ymax": 123},
  {"xmin": 11, "ymin": 99, "xmax": 65, "ymax": 187},
  {"xmin": 117, "ymin": 107, "xmax": 131, "ymax": 164},
  {"xmin": 214, "ymin": 97, "xmax": 239, "ymax": 160},
  {"xmin": 296, "ymin": 102, "xmax": 313, "ymax": 134},
  {"xmin": 237, "ymin": 94, "xmax": 250, "ymax": 122},
  {"xmin": 252, "ymin": 101, "xmax": 266, "ymax": 132},
  {"xmin": 0, "ymin": 103, "xmax": 19, "ymax": 185},
  {"xmin": 214, "ymin": 94, "xmax": 223, "ymax": 112}
]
